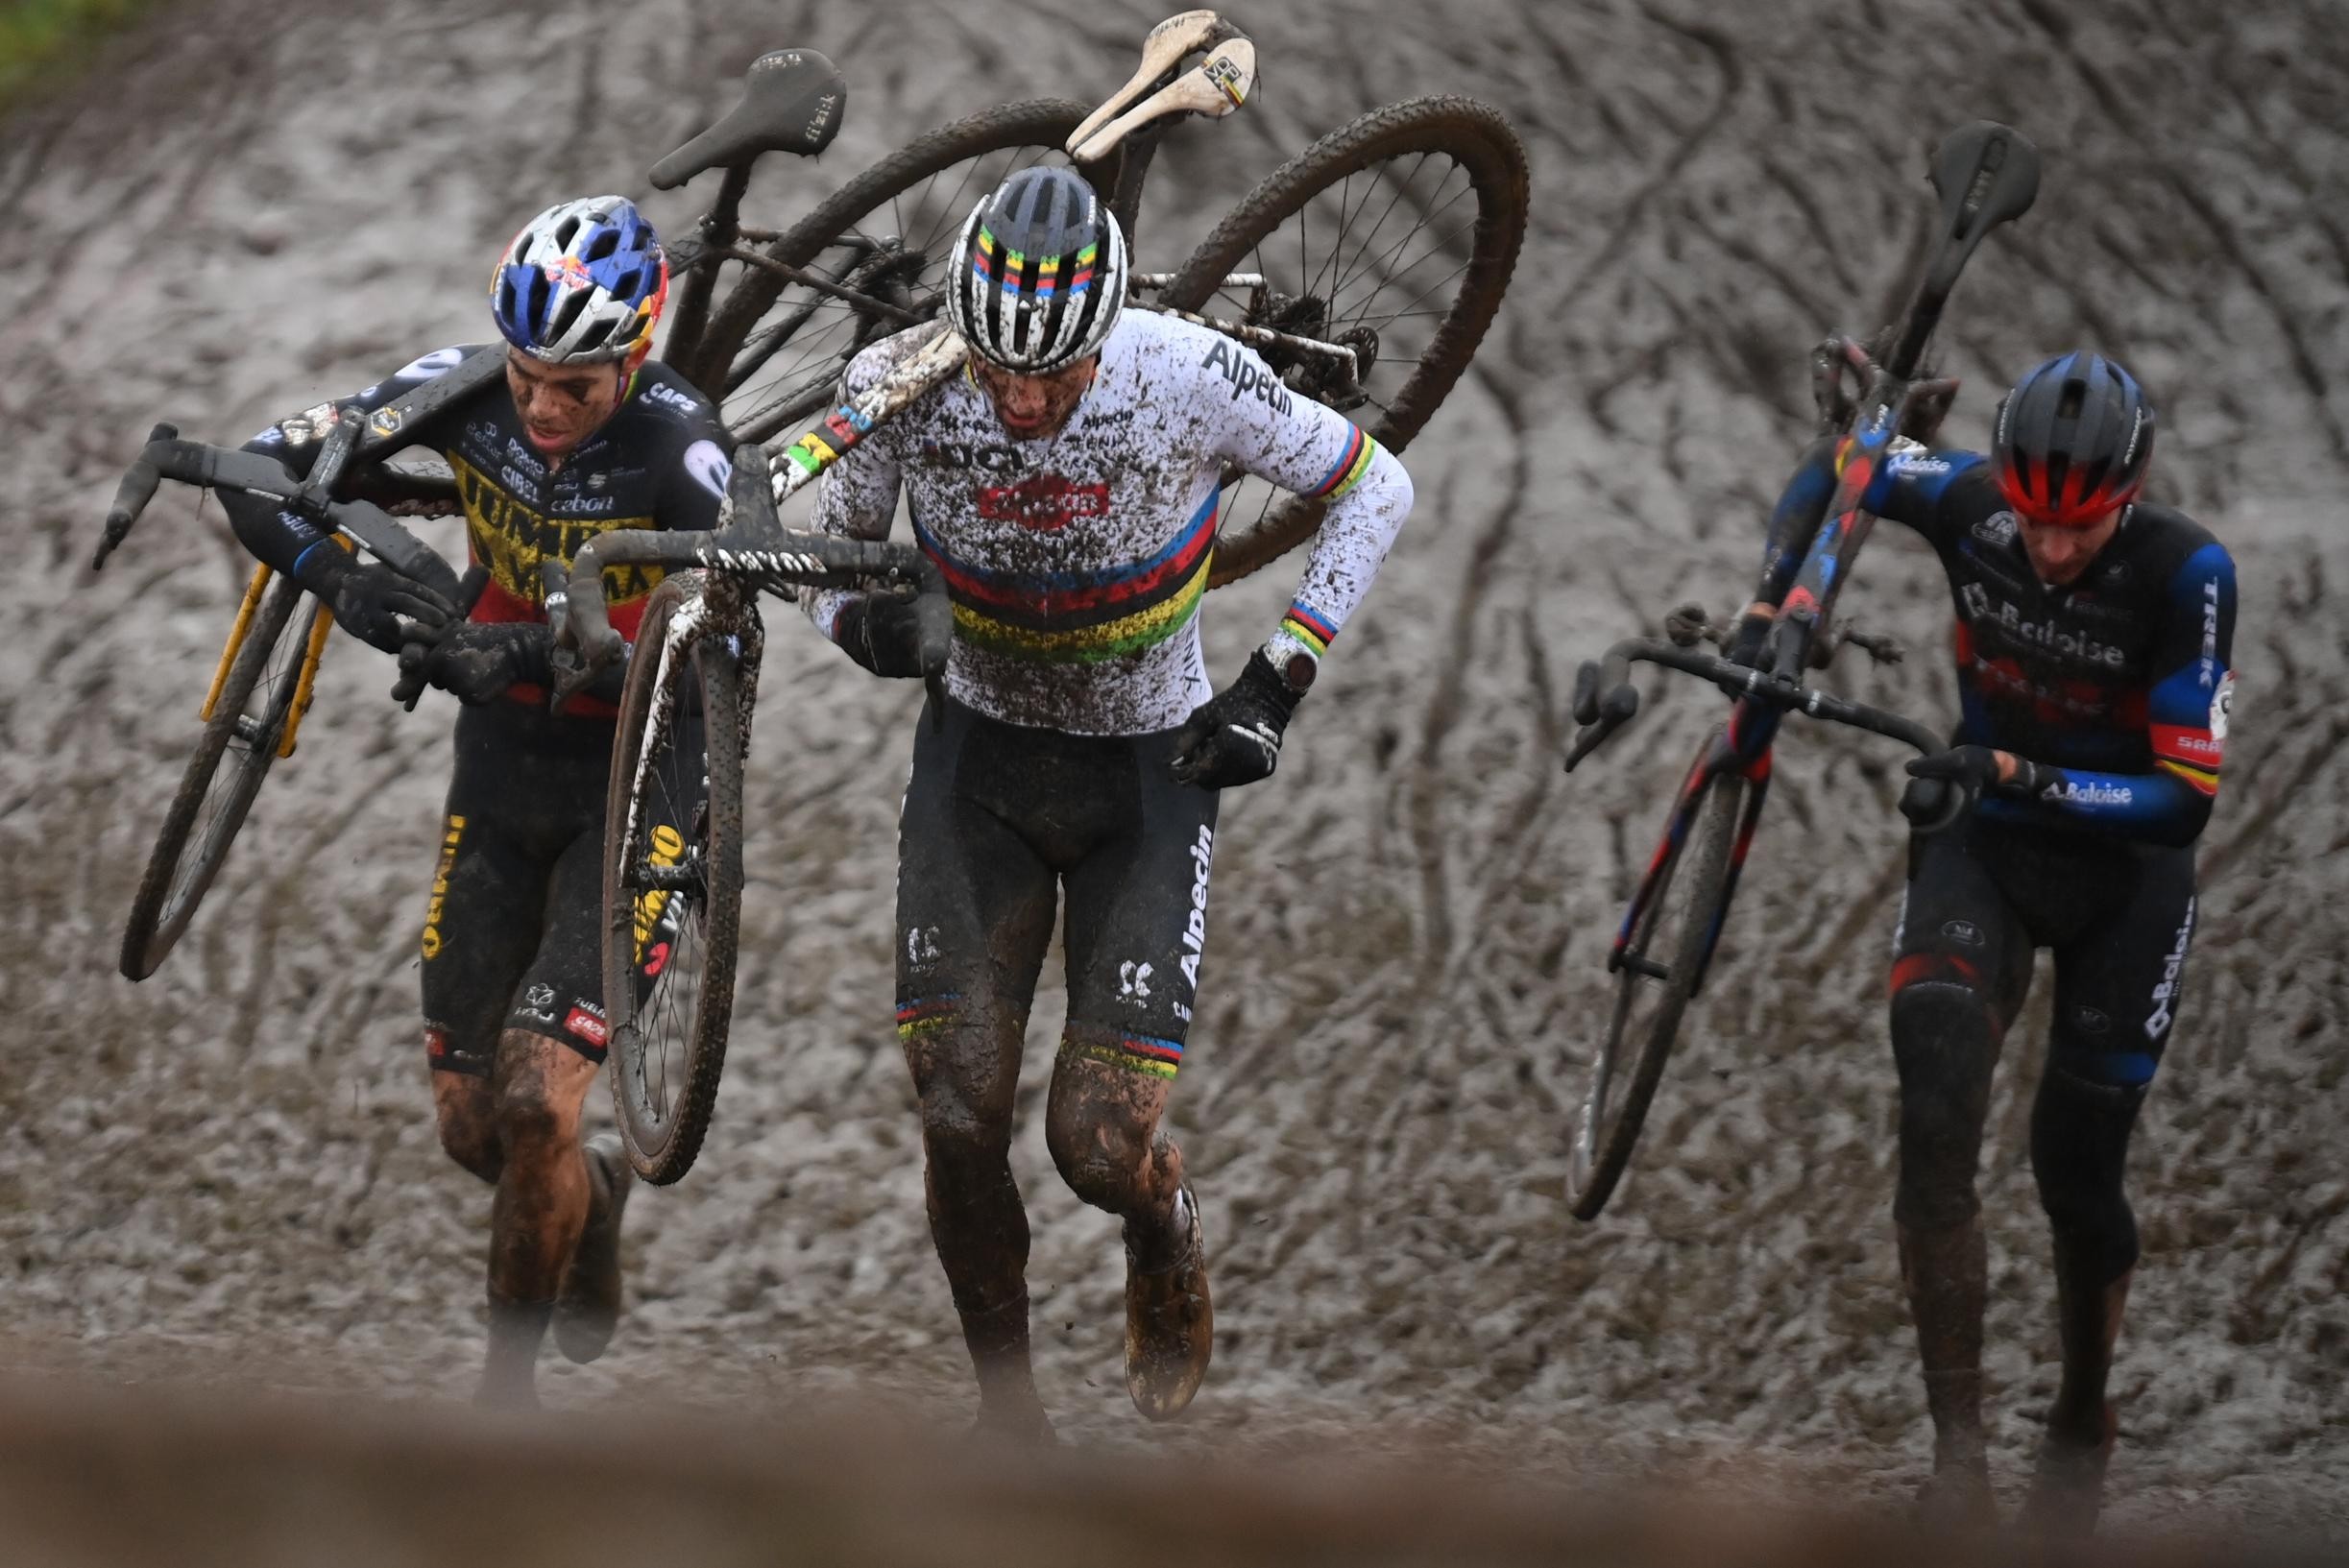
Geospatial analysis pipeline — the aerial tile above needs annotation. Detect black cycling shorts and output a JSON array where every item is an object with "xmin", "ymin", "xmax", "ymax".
[
  {"xmin": 420, "ymin": 702, "xmax": 697, "ymax": 1077},
  {"xmin": 1892, "ymin": 815, "xmax": 2198, "ymax": 1087},
  {"xmin": 895, "ymin": 694, "xmax": 1220, "ymax": 1078}
]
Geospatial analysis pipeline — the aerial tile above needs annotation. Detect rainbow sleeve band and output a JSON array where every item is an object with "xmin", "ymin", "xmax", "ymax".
[
  {"xmin": 1280, "ymin": 601, "xmax": 1338, "ymax": 657},
  {"xmin": 1308, "ymin": 424, "xmax": 1378, "ymax": 499}
]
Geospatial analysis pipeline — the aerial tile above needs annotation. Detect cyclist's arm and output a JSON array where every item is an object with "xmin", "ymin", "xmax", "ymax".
[
  {"xmin": 798, "ymin": 343, "xmax": 908, "ymax": 651},
  {"xmin": 219, "ymin": 347, "xmax": 472, "ymax": 575},
  {"xmin": 1211, "ymin": 348, "xmax": 1414, "ymax": 670},
  {"xmin": 1987, "ymin": 539, "xmax": 2238, "ymax": 848},
  {"xmin": 1750, "ymin": 437, "xmax": 1977, "ymax": 610}
]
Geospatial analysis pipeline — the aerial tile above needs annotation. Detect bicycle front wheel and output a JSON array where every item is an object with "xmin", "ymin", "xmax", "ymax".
[
  {"xmin": 600, "ymin": 573, "xmax": 747, "ymax": 1185},
  {"xmin": 1566, "ymin": 767, "xmax": 1750, "ymax": 1221},
  {"xmin": 1160, "ymin": 95, "xmax": 1529, "ymax": 587},
  {"xmin": 686, "ymin": 99, "xmax": 1122, "ymax": 445},
  {"xmin": 119, "ymin": 574, "xmax": 316, "ymax": 980}
]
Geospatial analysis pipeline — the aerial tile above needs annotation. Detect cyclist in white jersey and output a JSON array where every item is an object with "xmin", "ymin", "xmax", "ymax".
[{"xmin": 803, "ymin": 167, "xmax": 1412, "ymax": 1435}]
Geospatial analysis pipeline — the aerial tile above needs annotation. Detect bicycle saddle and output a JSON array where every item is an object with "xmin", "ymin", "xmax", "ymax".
[
  {"xmin": 650, "ymin": 48, "xmax": 848, "ymax": 191},
  {"xmin": 1068, "ymin": 10, "xmax": 1254, "ymax": 164}
]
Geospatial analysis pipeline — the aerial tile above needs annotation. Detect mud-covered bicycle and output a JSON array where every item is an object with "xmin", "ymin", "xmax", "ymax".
[
  {"xmin": 1556, "ymin": 121, "xmax": 2043, "ymax": 1222},
  {"xmin": 553, "ymin": 9, "xmax": 1531, "ymax": 1182}
]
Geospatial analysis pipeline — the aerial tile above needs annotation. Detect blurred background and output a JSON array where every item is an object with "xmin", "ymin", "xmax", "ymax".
[{"xmin": 2, "ymin": 0, "xmax": 2342, "ymax": 1558}]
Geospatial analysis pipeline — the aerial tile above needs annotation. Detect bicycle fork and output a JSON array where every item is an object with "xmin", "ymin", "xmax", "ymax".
[
  {"xmin": 199, "ymin": 562, "xmax": 336, "ymax": 760},
  {"xmin": 1609, "ymin": 701, "xmax": 1777, "ymax": 993}
]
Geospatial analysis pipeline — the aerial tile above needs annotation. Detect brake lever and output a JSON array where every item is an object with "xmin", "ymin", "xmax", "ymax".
[
  {"xmin": 94, "ymin": 423, "xmax": 178, "ymax": 570},
  {"xmin": 1563, "ymin": 661, "xmax": 1640, "ymax": 773}
]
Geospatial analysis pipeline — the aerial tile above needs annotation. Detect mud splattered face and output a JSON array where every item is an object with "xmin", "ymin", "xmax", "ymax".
[
  {"xmin": 2017, "ymin": 505, "xmax": 2124, "ymax": 588},
  {"xmin": 969, "ymin": 353, "xmax": 1099, "ymax": 441},
  {"xmin": 504, "ymin": 348, "xmax": 628, "ymax": 461}
]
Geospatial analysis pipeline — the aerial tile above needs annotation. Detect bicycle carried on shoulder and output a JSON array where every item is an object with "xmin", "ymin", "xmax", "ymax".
[
  {"xmin": 1555, "ymin": 121, "xmax": 2042, "ymax": 1222},
  {"xmin": 553, "ymin": 10, "xmax": 1531, "ymax": 1183}
]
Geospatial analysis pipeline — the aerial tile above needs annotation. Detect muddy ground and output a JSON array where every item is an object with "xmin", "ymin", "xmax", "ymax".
[{"xmin": 2, "ymin": 0, "xmax": 2344, "ymax": 1550}]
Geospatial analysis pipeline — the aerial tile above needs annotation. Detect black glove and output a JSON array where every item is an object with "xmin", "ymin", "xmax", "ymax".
[
  {"xmin": 397, "ymin": 621, "xmax": 554, "ymax": 706},
  {"xmin": 1169, "ymin": 650, "xmax": 1302, "ymax": 790},
  {"xmin": 297, "ymin": 546, "xmax": 456, "ymax": 654},
  {"xmin": 1905, "ymin": 744, "xmax": 2045, "ymax": 801},
  {"xmin": 834, "ymin": 589, "xmax": 928, "ymax": 678}
]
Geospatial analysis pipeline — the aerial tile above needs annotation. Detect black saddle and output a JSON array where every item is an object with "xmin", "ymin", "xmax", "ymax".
[{"xmin": 650, "ymin": 48, "xmax": 848, "ymax": 190}]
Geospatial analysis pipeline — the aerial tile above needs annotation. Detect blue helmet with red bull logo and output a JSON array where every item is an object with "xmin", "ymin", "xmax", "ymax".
[
  {"xmin": 492, "ymin": 196, "xmax": 669, "ymax": 365},
  {"xmin": 1993, "ymin": 351, "xmax": 2155, "ymax": 527}
]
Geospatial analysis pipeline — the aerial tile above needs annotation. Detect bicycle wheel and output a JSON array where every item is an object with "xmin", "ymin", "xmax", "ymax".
[
  {"xmin": 600, "ymin": 573, "xmax": 746, "ymax": 1185},
  {"xmin": 1160, "ymin": 96, "xmax": 1529, "ymax": 587},
  {"xmin": 685, "ymin": 99, "xmax": 1123, "ymax": 445},
  {"xmin": 1566, "ymin": 768, "xmax": 1749, "ymax": 1221},
  {"xmin": 119, "ymin": 573, "xmax": 314, "ymax": 980}
]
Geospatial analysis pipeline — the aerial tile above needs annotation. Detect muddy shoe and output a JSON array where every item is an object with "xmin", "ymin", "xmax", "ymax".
[
  {"xmin": 553, "ymin": 1132, "xmax": 633, "ymax": 1364},
  {"xmin": 1124, "ymin": 1187, "xmax": 1211, "ymax": 1421},
  {"xmin": 2017, "ymin": 1404, "xmax": 2117, "ymax": 1536}
]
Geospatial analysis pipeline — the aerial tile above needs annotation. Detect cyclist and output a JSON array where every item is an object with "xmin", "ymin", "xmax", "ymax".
[
  {"xmin": 800, "ymin": 167, "xmax": 1413, "ymax": 1435},
  {"xmin": 217, "ymin": 196, "xmax": 733, "ymax": 1407},
  {"xmin": 1742, "ymin": 350, "xmax": 2236, "ymax": 1527}
]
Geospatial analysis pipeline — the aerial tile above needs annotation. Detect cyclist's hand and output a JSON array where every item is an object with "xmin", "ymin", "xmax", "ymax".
[
  {"xmin": 1906, "ymin": 745, "xmax": 2044, "ymax": 800},
  {"xmin": 1725, "ymin": 600, "xmax": 1777, "ymax": 669},
  {"xmin": 1169, "ymin": 651, "xmax": 1301, "ymax": 790},
  {"xmin": 834, "ymin": 588, "xmax": 928, "ymax": 679},
  {"xmin": 301, "ymin": 551, "xmax": 457, "ymax": 654},
  {"xmin": 398, "ymin": 622, "xmax": 552, "ymax": 706}
]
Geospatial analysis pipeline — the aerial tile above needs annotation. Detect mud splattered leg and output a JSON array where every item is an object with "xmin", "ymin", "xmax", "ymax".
[{"xmin": 475, "ymin": 1030, "xmax": 599, "ymax": 1410}]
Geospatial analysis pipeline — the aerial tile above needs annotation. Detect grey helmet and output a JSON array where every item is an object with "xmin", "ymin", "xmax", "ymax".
[{"xmin": 946, "ymin": 166, "xmax": 1127, "ymax": 374}]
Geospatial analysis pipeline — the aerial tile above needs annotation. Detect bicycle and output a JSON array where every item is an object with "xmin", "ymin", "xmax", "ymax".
[
  {"xmin": 1554, "ymin": 121, "xmax": 2043, "ymax": 1222},
  {"xmin": 553, "ymin": 10, "xmax": 1531, "ymax": 1183},
  {"xmin": 93, "ymin": 362, "xmax": 491, "ymax": 980}
]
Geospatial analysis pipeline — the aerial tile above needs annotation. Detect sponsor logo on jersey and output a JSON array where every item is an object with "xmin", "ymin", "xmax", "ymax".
[
  {"xmin": 2199, "ymin": 577, "xmax": 2221, "ymax": 685},
  {"xmin": 1958, "ymin": 582, "xmax": 2127, "ymax": 667},
  {"xmin": 1972, "ymin": 511, "xmax": 2019, "ymax": 546},
  {"xmin": 919, "ymin": 439, "xmax": 1027, "ymax": 474},
  {"xmin": 683, "ymin": 438, "xmax": 731, "ymax": 499},
  {"xmin": 641, "ymin": 379, "xmax": 705, "ymax": 418},
  {"xmin": 1889, "ymin": 451, "xmax": 1951, "ymax": 477},
  {"xmin": 1940, "ymin": 919, "xmax": 1985, "ymax": 948},
  {"xmin": 564, "ymin": 1004, "xmax": 609, "ymax": 1047},
  {"xmin": 977, "ymin": 472, "xmax": 1111, "ymax": 531},
  {"xmin": 449, "ymin": 454, "xmax": 662, "ymax": 607},
  {"xmin": 1199, "ymin": 338, "xmax": 1295, "ymax": 416},
  {"xmin": 393, "ymin": 347, "xmax": 467, "ymax": 383},
  {"xmin": 2040, "ymin": 778, "xmax": 2134, "ymax": 808},
  {"xmin": 2209, "ymin": 670, "xmax": 2233, "ymax": 743},
  {"xmin": 2143, "ymin": 897, "xmax": 2195, "ymax": 1038}
]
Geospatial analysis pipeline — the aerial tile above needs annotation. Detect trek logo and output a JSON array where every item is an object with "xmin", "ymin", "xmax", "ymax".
[
  {"xmin": 2199, "ymin": 577, "xmax": 2221, "ymax": 686},
  {"xmin": 1199, "ymin": 339, "xmax": 1295, "ymax": 416},
  {"xmin": 1175, "ymin": 824, "xmax": 1216, "ymax": 1016},
  {"xmin": 419, "ymin": 815, "xmax": 466, "ymax": 959},
  {"xmin": 632, "ymin": 824, "xmax": 688, "ymax": 976},
  {"xmin": 978, "ymin": 472, "xmax": 1111, "ymax": 531},
  {"xmin": 394, "ymin": 347, "xmax": 466, "ymax": 383},
  {"xmin": 2143, "ymin": 898, "xmax": 2195, "ymax": 1038},
  {"xmin": 1958, "ymin": 582, "xmax": 2126, "ymax": 667},
  {"xmin": 2040, "ymin": 778, "xmax": 2134, "ymax": 809},
  {"xmin": 920, "ymin": 440, "xmax": 1027, "ymax": 474}
]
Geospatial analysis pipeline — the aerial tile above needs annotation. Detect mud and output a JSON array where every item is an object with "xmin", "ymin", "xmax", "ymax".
[{"xmin": 3, "ymin": 0, "xmax": 2344, "ymax": 1547}]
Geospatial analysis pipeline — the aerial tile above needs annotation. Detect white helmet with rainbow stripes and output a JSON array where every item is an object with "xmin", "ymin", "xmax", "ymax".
[{"xmin": 946, "ymin": 167, "xmax": 1127, "ymax": 374}]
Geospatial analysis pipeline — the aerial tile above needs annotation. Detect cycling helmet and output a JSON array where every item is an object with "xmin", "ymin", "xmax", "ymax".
[
  {"xmin": 492, "ymin": 196, "xmax": 669, "ymax": 364},
  {"xmin": 1992, "ymin": 350, "xmax": 2155, "ymax": 526},
  {"xmin": 947, "ymin": 167, "xmax": 1126, "ymax": 374}
]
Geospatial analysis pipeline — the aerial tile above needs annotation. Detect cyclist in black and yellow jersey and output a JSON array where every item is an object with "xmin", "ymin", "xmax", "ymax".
[{"xmin": 219, "ymin": 196, "xmax": 731, "ymax": 1407}]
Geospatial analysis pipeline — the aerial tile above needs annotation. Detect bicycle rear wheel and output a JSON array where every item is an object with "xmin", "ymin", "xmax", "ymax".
[
  {"xmin": 684, "ymin": 100, "xmax": 1122, "ymax": 445},
  {"xmin": 119, "ymin": 574, "xmax": 315, "ymax": 980},
  {"xmin": 1566, "ymin": 767, "xmax": 1749, "ymax": 1221},
  {"xmin": 600, "ymin": 573, "xmax": 746, "ymax": 1185},
  {"xmin": 1160, "ymin": 95, "xmax": 1529, "ymax": 587}
]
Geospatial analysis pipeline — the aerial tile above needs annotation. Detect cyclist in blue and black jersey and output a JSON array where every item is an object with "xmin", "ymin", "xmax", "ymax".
[
  {"xmin": 1742, "ymin": 350, "xmax": 2236, "ymax": 1528},
  {"xmin": 217, "ymin": 197, "xmax": 733, "ymax": 1407}
]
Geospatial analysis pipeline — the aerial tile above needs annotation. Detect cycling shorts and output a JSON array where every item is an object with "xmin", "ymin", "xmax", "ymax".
[
  {"xmin": 419, "ymin": 702, "xmax": 698, "ymax": 1077},
  {"xmin": 895, "ymin": 694, "xmax": 1221, "ymax": 1075}
]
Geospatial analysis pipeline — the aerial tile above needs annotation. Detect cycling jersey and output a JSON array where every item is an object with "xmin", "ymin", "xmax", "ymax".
[
  {"xmin": 802, "ymin": 309, "xmax": 1415, "ymax": 736},
  {"xmin": 224, "ymin": 344, "xmax": 733, "ymax": 714},
  {"xmin": 1761, "ymin": 441, "xmax": 2237, "ymax": 848}
]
